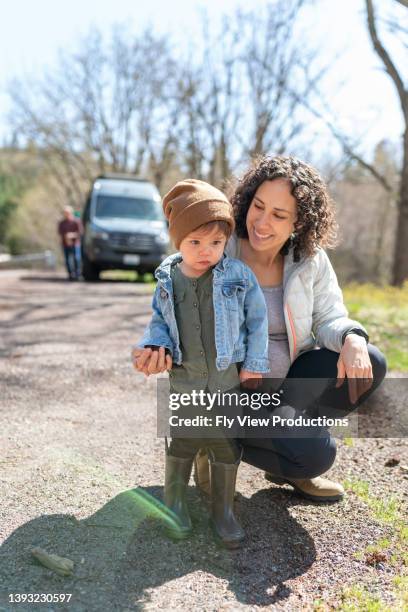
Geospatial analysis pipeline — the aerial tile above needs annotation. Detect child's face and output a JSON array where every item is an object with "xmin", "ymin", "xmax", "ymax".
[{"xmin": 179, "ymin": 226, "xmax": 227, "ymax": 276}]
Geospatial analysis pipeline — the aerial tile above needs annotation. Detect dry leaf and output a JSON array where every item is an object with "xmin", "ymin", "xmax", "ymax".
[{"xmin": 31, "ymin": 547, "xmax": 74, "ymax": 576}]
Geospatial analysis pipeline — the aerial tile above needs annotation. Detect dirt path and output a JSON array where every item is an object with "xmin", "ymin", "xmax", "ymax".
[{"xmin": 0, "ymin": 271, "xmax": 407, "ymax": 611}]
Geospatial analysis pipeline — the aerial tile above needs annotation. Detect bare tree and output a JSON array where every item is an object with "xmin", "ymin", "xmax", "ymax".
[
  {"xmin": 8, "ymin": 27, "xmax": 177, "ymax": 205},
  {"xmin": 366, "ymin": 0, "xmax": 408, "ymax": 284},
  {"xmin": 174, "ymin": 64, "xmax": 207, "ymax": 179},
  {"xmin": 297, "ymin": 94, "xmax": 395, "ymax": 193},
  {"xmin": 240, "ymin": 0, "xmax": 309, "ymax": 157},
  {"xmin": 8, "ymin": 2, "xmax": 325, "ymax": 204},
  {"xmin": 175, "ymin": 1, "xmax": 322, "ymax": 186}
]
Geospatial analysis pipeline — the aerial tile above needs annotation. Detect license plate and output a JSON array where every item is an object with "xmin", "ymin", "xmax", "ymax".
[{"xmin": 123, "ymin": 254, "xmax": 141, "ymax": 265}]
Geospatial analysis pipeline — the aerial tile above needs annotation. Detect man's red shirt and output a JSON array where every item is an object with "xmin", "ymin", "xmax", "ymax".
[{"xmin": 58, "ymin": 218, "xmax": 82, "ymax": 247}]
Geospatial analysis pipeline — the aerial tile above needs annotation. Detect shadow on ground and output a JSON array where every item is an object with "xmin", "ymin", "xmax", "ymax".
[{"xmin": 0, "ymin": 486, "xmax": 316, "ymax": 611}]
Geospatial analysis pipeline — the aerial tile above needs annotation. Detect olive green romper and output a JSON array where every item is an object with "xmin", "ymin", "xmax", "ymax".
[{"xmin": 168, "ymin": 263, "xmax": 240, "ymax": 463}]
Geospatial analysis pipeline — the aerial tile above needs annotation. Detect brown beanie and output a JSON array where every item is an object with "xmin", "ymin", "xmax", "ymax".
[{"xmin": 162, "ymin": 179, "xmax": 235, "ymax": 248}]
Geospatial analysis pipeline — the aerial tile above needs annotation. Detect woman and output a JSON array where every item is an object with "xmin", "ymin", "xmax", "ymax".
[
  {"xmin": 195, "ymin": 155, "xmax": 386, "ymax": 502},
  {"xmin": 135, "ymin": 155, "xmax": 387, "ymax": 502}
]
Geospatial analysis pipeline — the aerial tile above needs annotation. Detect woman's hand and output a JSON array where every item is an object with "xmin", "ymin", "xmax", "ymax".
[
  {"xmin": 132, "ymin": 346, "xmax": 172, "ymax": 377},
  {"xmin": 336, "ymin": 335, "xmax": 373, "ymax": 404}
]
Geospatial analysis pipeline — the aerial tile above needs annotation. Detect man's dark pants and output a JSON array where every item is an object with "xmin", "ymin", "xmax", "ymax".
[{"xmin": 63, "ymin": 246, "xmax": 81, "ymax": 279}]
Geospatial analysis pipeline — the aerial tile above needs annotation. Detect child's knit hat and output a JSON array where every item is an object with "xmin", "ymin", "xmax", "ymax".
[{"xmin": 162, "ymin": 179, "xmax": 235, "ymax": 248}]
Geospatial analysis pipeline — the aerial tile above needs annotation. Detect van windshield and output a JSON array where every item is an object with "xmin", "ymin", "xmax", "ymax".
[{"xmin": 95, "ymin": 195, "xmax": 163, "ymax": 221}]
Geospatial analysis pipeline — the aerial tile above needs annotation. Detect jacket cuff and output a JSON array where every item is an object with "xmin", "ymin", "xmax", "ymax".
[
  {"xmin": 242, "ymin": 358, "xmax": 270, "ymax": 373},
  {"xmin": 341, "ymin": 327, "xmax": 369, "ymax": 346},
  {"xmin": 133, "ymin": 340, "xmax": 173, "ymax": 354},
  {"xmin": 144, "ymin": 344, "xmax": 172, "ymax": 355}
]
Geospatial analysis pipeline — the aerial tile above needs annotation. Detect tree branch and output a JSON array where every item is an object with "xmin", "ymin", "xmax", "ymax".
[
  {"xmin": 295, "ymin": 91, "xmax": 393, "ymax": 192},
  {"xmin": 366, "ymin": 0, "xmax": 407, "ymax": 123}
]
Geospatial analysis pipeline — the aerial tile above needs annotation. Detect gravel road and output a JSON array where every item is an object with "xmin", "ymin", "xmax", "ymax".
[{"xmin": 0, "ymin": 270, "xmax": 407, "ymax": 612}]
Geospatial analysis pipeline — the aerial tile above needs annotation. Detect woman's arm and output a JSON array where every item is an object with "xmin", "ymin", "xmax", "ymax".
[
  {"xmin": 312, "ymin": 249, "xmax": 373, "ymax": 402},
  {"xmin": 312, "ymin": 249, "xmax": 368, "ymax": 353}
]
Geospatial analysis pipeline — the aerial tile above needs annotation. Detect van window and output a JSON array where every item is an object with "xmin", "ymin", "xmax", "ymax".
[{"xmin": 95, "ymin": 195, "xmax": 163, "ymax": 221}]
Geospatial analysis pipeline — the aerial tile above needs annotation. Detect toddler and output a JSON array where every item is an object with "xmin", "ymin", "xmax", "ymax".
[{"xmin": 133, "ymin": 179, "xmax": 269, "ymax": 548}]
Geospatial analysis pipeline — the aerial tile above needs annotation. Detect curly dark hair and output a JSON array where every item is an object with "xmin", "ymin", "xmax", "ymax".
[{"xmin": 229, "ymin": 155, "xmax": 338, "ymax": 261}]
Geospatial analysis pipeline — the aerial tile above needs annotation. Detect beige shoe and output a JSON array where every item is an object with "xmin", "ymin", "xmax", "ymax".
[
  {"xmin": 265, "ymin": 473, "xmax": 344, "ymax": 502},
  {"xmin": 193, "ymin": 449, "xmax": 211, "ymax": 497}
]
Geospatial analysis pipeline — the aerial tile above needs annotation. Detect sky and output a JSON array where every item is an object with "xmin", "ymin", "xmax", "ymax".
[{"xmin": 0, "ymin": 0, "xmax": 406, "ymax": 161}]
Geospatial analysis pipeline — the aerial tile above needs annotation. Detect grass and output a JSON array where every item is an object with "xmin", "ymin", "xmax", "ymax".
[
  {"xmin": 340, "ymin": 478, "xmax": 408, "ymax": 610},
  {"xmin": 393, "ymin": 576, "xmax": 408, "ymax": 608},
  {"xmin": 343, "ymin": 478, "xmax": 402, "ymax": 524},
  {"xmin": 343, "ymin": 282, "xmax": 408, "ymax": 372},
  {"xmin": 343, "ymin": 437, "xmax": 354, "ymax": 447},
  {"xmin": 339, "ymin": 585, "xmax": 391, "ymax": 612},
  {"xmin": 100, "ymin": 270, "xmax": 155, "ymax": 285}
]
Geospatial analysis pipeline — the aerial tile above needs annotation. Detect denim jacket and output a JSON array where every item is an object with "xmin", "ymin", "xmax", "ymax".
[{"xmin": 137, "ymin": 252, "xmax": 270, "ymax": 372}]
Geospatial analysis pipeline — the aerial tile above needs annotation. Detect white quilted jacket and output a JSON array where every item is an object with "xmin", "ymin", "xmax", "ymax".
[{"xmin": 226, "ymin": 235, "xmax": 367, "ymax": 363}]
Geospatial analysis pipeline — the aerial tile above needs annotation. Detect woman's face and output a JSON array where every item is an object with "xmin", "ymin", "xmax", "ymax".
[{"xmin": 246, "ymin": 179, "xmax": 297, "ymax": 253}]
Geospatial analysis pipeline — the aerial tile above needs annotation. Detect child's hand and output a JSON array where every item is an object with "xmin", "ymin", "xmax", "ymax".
[
  {"xmin": 239, "ymin": 369, "xmax": 263, "ymax": 389},
  {"xmin": 132, "ymin": 347, "xmax": 172, "ymax": 377}
]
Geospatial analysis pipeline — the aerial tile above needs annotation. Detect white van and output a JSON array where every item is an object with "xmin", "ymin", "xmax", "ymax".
[{"xmin": 81, "ymin": 174, "xmax": 169, "ymax": 281}]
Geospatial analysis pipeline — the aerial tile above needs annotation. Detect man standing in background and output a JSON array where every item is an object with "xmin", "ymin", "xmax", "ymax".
[{"xmin": 57, "ymin": 206, "xmax": 82, "ymax": 280}]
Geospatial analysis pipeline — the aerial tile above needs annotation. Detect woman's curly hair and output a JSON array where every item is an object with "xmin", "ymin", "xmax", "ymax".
[{"xmin": 230, "ymin": 155, "xmax": 338, "ymax": 261}]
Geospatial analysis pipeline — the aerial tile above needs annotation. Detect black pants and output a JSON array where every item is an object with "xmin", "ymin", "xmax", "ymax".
[
  {"xmin": 169, "ymin": 437, "xmax": 240, "ymax": 464},
  {"xmin": 240, "ymin": 344, "xmax": 387, "ymax": 479}
]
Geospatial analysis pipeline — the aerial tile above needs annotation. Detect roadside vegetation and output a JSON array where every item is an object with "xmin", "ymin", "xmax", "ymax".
[{"xmin": 343, "ymin": 283, "xmax": 408, "ymax": 372}]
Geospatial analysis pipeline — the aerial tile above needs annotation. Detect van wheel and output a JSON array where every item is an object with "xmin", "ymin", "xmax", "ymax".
[{"xmin": 82, "ymin": 256, "xmax": 100, "ymax": 281}]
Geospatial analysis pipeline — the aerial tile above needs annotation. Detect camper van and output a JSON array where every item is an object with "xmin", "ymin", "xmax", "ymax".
[{"xmin": 81, "ymin": 174, "xmax": 169, "ymax": 281}]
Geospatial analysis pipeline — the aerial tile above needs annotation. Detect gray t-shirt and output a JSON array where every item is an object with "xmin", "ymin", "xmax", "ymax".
[{"xmin": 262, "ymin": 285, "xmax": 291, "ymax": 382}]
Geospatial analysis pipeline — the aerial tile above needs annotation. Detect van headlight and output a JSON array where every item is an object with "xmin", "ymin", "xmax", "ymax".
[
  {"xmin": 155, "ymin": 231, "xmax": 169, "ymax": 245},
  {"xmin": 90, "ymin": 226, "xmax": 109, "ymax": 240}
]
